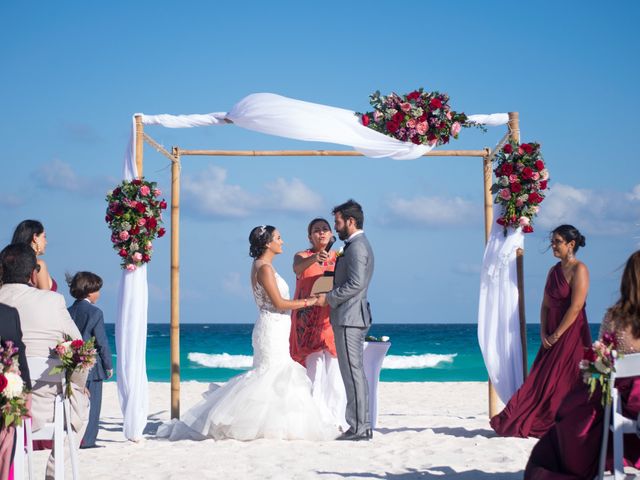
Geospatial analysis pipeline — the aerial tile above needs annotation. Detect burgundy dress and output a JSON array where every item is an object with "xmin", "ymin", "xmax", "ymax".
[{"xmin": 490, "ymin": 262, "xmax": 592, "ymax": 438}]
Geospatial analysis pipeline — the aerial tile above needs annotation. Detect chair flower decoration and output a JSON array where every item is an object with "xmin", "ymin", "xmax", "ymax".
[
  {"xmin": 105, "ymin": 178, "xmax": 167, "ymax": 271},
  {"xmin": 580, "ymin": 332, "xmax": 619, "ymax": 406},
  {"xmin": 0, "ymin": 339, "xmax": 29, "ymax": 427},
  {"xmin": 356, "ymin": 88, "xmax": 484, "ymax": 147},
  {"xmin": 50, "ymin": 335, "xmax": 97, "ymax": 398},
  {"xmin": 491, "ymin": 141, "xmax": 549, "ymax": 234}
]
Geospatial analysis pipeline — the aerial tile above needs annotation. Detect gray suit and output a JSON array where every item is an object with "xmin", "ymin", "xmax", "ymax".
[{"xmin": 326, "ymin": 232, "xmax": 374, "ymax": 435}]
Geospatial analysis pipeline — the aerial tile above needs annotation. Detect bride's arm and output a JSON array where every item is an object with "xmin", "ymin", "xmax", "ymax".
[{"xmin": 257, "ymin": 264, "xmax": 317, "ymax": 311}]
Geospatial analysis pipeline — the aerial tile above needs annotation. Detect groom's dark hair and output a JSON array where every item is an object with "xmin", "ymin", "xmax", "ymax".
[
  {"xmin": 0, "ymin": 243, "xmax": 37, "ymax": 284},
  {"xmin": 332, "ymin": 199, "xmax": 364, "ymax": 229}
]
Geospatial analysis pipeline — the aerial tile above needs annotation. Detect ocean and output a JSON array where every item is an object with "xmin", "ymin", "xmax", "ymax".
[{"xmin": 103, "ymin": 323, "xmax": 601, "ymax": 383}]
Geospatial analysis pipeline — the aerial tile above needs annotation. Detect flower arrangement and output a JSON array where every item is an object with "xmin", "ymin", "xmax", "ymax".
[
  {"xmin": 0, "ymin": 339, "xmax": 29, "ymax": 427},
  {"xmin": 356, "ymin": 88, "xmax": 482, "ymax": 147},
  {"xmin": 579, "ymin": 332, "xmax": 619, "ymax": 406},
  {"xmin": 105, "ymin": 178, "xmax": 167, "ymax": 271},
  {"xmin": 365, "ymin": 335, "xmax": 390, "ymax": 343},
  {"xmin": 50, "ymin": 335, "xmax": 97, "ymax": 398},
  {"xmin": 491, "ymin": 141, "xmax": 549, "ymax": 234}
]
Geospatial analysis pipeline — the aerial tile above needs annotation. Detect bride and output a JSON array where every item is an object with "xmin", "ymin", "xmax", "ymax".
[{"xmin": 157, "ymin": 225, "xmax": 338, "ymax": 441}]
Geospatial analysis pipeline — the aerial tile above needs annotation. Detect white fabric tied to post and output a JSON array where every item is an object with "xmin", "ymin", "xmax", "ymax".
[
  {"xmin": 477, "ymin": 205, "xmax": 525, "ymax": 404},
  {"xmin": 118, "ymin": 92, "xmax": 509, "ymax": 440}
]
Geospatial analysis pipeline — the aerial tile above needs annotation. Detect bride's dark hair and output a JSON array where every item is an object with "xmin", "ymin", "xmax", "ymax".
[{"xmin": 249, "ymin": 225, "xmax": 276, "ymax": 258}]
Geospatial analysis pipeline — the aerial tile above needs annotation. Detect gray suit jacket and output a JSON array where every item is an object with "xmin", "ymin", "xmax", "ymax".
[
  {"xmin": 68, "ymin": 300, "xmax": 113, "ymax": 381},
  {"xmin": 326, "ymin": 233, "xmax": 374, "ymax": 327}
]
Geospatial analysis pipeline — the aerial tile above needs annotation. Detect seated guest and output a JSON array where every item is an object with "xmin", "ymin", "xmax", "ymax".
[
  {"xmin": 0, "ymin": 244, "xmax": 88, "ymax": 480},
  {"xmin": 525, "ymin": 250, "xmax": 640, "ymax": 478},
  {"xmin": 11, "ymin": 219, "xmax": 56, "ymax": 291},
  {"xmin": 67, "ymin": 271, "xmax": 113, "ymax": 449},
  {"xmin": 0, "ymin": 302, "xmax": 32, "ymax": 480},
  {"xmin": 491, "ymin": 225, "xmax": 591, "ymax": 438}
]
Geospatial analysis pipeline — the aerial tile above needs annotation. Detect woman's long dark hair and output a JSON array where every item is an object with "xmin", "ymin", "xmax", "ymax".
[
  {"xmin": 608, "ymin": 251, "xmax": 640, "ymax": 338},
  {"xmin": 12, "ymin": 219, "xmax": 44, "ymax": 245}
]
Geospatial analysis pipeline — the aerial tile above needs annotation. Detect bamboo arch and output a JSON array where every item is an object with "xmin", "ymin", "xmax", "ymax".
[{"xmin": 132, "ymin": 112, "xmax": 527, "ymax": 420}]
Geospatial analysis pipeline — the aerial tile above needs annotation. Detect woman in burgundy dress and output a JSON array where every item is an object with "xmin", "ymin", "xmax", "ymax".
[
  {"xmin": 11, "ymin": 219, "xmax": 57, "ymax": 291},
  {"xmin": 525, "ymin": 250, "xmax": 640, "ymax": 479},
  {"xmin": 490, "ymin": 225, "xmax": 591, "ymax": 438}
]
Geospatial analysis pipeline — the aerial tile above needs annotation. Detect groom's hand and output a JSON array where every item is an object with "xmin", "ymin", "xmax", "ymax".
[{"xmin": 315, "ymin": 293, "xmax": 327, "ymax": 307}]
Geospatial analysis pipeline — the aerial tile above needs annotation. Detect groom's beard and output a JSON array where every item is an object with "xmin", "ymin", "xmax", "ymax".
[{"xmin": 336, "ymin": 226, "xmax": 349, "ymax": 241}]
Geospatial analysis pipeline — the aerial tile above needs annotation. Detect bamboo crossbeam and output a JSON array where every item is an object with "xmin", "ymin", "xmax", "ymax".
[{"xmin": 176, "ymin": 149, "xmax": 490, "ymax": 157}]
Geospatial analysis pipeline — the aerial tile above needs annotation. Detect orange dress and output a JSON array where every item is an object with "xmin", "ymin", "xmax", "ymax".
[{"xmin": 290, "ymin": 250, "xmax": 337, "ymax": 365}]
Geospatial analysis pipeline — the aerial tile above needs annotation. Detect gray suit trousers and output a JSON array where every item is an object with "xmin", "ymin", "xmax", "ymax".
[{"xmin": 334, "ymin": 325, "xmax": 370, "ymax": 435}]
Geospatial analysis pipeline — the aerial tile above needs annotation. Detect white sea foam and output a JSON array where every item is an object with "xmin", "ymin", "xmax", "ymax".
[
  {"xmin": 188, "ymin": 352, "xmax": 253, "ymax": 369},
  {"xmin": 382, "ymin": 353, "xmax": 456, "ymax": 369},
  {"xmin": 188, "ymin": 352, "xmax": 456, "ymax": 370}
]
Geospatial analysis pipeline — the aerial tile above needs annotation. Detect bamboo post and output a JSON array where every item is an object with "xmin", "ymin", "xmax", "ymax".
[
  {"xmin": 135, "ymin": 115, "xmax": 144, "ymax": 177},
  {"xmin": 508, "ymin": 112, "xmax": 528, "ymax": 379},
  {"xmin": 484, "ymin": 154, "xmax": 501, "ymax": 418},
  {"xmin": 170, "ymin": 147, "xmax": 181, "ymax": 419}
]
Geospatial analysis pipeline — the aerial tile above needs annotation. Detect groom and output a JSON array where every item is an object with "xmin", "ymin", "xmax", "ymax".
[{"xmin": 316, "ymin": 199, "xmax": 374, "ymax": 441}]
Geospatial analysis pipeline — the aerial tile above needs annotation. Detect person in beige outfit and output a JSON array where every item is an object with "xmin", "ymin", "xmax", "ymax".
[{"xmin": 0, "ymin": 243, "xmax": 89, "ymax": 480}]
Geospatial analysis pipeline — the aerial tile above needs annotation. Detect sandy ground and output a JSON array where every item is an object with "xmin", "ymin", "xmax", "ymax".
[{"xmin": 26, "ymin": 381, "xmax": 544, "ymax": 479}]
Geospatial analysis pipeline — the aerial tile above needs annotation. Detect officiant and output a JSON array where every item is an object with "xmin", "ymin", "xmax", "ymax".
[{"xmin": 290, "ymin": 218, "xmax": 347, "ymax": 430}]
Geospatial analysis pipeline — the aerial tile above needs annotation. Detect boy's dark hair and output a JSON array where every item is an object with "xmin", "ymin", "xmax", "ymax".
[
  {"xmin": 0, "ymin": 243, "xmax": 37, "ymax": 284},
  {"xmin": 332, "ymin": 199, "xmax": 364, "ymax": 229},
  {"xmin": 67, "ymin": 271, "xmax": 103, "ymax": 299}
]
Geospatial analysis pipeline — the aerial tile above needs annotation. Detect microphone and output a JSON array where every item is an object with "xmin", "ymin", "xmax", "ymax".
[{"xmin": 325, "ymin": 236, "xmax": 336, "ymax": 252}]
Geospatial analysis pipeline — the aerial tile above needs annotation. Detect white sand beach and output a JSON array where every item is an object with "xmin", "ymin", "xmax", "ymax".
[{"xmin": 24, "ymin": 381, "xmax": 539, "ymax": 479}]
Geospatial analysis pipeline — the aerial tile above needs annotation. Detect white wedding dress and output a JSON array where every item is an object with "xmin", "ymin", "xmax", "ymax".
[{"xmin": 157, "ymin": 268, "xmax": 338, "ymax": 441}]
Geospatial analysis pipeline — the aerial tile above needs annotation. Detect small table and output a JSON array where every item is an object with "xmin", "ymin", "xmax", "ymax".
[{"xmin": 363, "ymin": 341, "xmax": 391, "ymax": 429}]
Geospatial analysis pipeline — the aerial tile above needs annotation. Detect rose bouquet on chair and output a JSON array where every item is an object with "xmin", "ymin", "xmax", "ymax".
[
  {"xmin": 580, "ymin": 332, "xmax": 620, "ymax": 406},
  {"xmin": 0, "ymin": 339, "xmax": 29, "ymax": 427},
  {"xmin": 50, "ymin": 335, "xmax": 97, "ymax": 398}
]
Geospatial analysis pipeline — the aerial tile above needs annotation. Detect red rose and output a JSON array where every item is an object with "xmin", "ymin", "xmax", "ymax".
[
  {"xmin": 535, "ymin": 160, "xmax": 545, "ymax": 171},
  {"xmin": 392, "ymin": 111, "xmax": 404, "ymax": 123},
  {"xmin": 0, "ymin": 374, "xmax": 7, "ymax": 393},
  {"xmin": 522, "ymin": 225, "xmax": 534, "ymax": 233},
  {"xmin": 441, "ymin": 135, "xmax": 450, "ymax": 144},
  {"xmin": 502, "ymin": 144, "xmax": 513, "ymax": 154},
  {"xmin": 520, "ymin": 143, "xmax": 534, "ymax": 154},
  {"xmin": 146, "ymin": 217, "xmax": 158, "ymax": 230},
  {"xmin": 113, "ymin": 187, "xmax": 121, "ymax": 196},
  {"xmin": 410, "ymin": 136, "xmax": 422, "ymax": 145},
  {"xmin": 386, "ymin": 121, "xmax": 400, "ymax": 133},
  {"xmin": 539, "ymin": 180, "xmax": 548, "ymax": 190},
  {"xmin": 511, "ymin": 182, "xmax": 522, "ymax": 193},
  {"xmin": 132, "ymin": 179, "xmax": 142, "ymax": 186},
  {"xmin": 429, "ymin": 98, "xmax": 442, "ymax": 109},
  {"xmin": 496, "ymin": 217, "xmax": 506, "ymax": 226},
  {"xmin": 71, "ymin": 339, "xmax": 84, "ymax": 349},
  {"xmin": 522, "ymin": 167, "xmax": 534, "ymax": 180},
  {"xmin": 528, "ymin": 192, "xmax": 543, "ymax": 204},
  {"xmin": 136, "ymin": 203, "xmax": 146, "ymax": 213},
  {"xmin": 501, "ymin": 163, "xmax": 513, "ymax": 176},
  {"xmin": 583, "ymin": 347, "xmax": 597, "ymax": 362},
  {"xmin": 158, "ymin": 228, "xmax": 166, "ymax": 238},
  {"xmin": 361, "ymin": 114, "xmax": 370, "ymax": 127},
  {"xmin": 119, "ymin": 249, "xmax": 128, "ymax": 257},
  {"xmin": 159, "ymin": 200, "xmax": 167, "ymax": 209},
  {"xmin": 130, "ymin": 225, "xmax": 140, "ymax": 235},
  {"xmin": 142, "ymin": 254, "xmax": 151, "ymax": 262},
  {"xmin": 406, "ymin": 91, "xmax": 420, "ymax": 101}
]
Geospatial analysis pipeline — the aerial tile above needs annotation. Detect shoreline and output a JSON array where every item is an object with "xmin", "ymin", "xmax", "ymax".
[{"xmin": 28, "ymin": 381, "xmax": 536, "ymax": 479}]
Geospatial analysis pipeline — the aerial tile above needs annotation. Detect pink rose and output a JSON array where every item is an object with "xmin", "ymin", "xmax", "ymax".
[
  {"xmin": 138, "ymin": 218, "xmax": 147, "ymax": 226},
  {"xmin": 119, "ymin": 231, "xmax": 130, "ymax": 241},
  {"xmin": 400, "ymin": 102, "xmax": 412, "ymax": 112},
  {"xmin": 416, "ymin": 122, "xmax": 428, "ymax": 135},
  {"xmin": 154, "ymin": 189, "xmax": 162, "ymax": 196},
  {"xmin": 509, "ymin": 174, "xmax": 519, "ymax": 183},
  {"xmin": 132, "ymin": 252, "xmax": 143, "ymax": 262},
  {"xmin": 407, "ymin": 119, "xmax": 416, "ymax": 128},
  {"xmin": 519, "ymin": 216, "xmax": 530, "ymax": 227},
  {"xmin": 446, "ymin": 111, "xmax": 452, "ymax": 120},
  {"xmin": 531, "ymin": 172, "xmax": 540, "ymax": 181},
  {"xmin": 515, "ymin": 199, "xmax": 524, "ymax": 207},
  {"xmin": 126, "ymin": 264, "xmax": 137, "ymax": 271},
  {"xmin": 499, "ymin": 189, "xmax": 511, "ymax": 200},
  {"xmin": 451, "ymin": 122, "xmax": 461, "ymax": 137},
  {"xmin": 140, "ymin": 185, "xmax": 151, "ymax": 196}
]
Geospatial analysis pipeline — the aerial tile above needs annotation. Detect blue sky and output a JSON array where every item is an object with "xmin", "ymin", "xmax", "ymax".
[{"xmin": 1, "ymin": 1, "xmax": 638, "ymax": 325}]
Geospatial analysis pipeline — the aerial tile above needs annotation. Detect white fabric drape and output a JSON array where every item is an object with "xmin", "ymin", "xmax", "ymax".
[
  {"xmin": 477, "ymin": 205, "xmax": 525, "ymax": 403},
  {"xmin": 117, "ymin": 93, "xmax": 510, "ymax": 439},
  {"xmin": 116, "ymin": 117, "xmax": 149, "ymax": 441}
]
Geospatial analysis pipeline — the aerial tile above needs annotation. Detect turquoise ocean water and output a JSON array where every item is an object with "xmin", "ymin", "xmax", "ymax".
[{"xmin": 104, "ymin": 323, "xmax": 601, "ymax": 383}]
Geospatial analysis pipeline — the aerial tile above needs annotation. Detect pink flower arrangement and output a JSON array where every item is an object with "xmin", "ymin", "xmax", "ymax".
[
  {"xmin": 0, "ymin": 339, "xmax": 29, "ymax": 427},
  {"xmin": 105, "ymin": 178, "xmax": 167, "ymax": 270},
  {"xmin": 580, "ymin": 332, "xmax": 619, "ymax": 406},
  {"xmin": 492, "ymin": 141, "xmax": 549, "ymax": 234},
  {"xmin": 50, "ymin": 335, "xmax": 97, "ymax": 398},
  {"xmin": 356, "ymin": 88, "xmax": 483, "ymax": 147}
]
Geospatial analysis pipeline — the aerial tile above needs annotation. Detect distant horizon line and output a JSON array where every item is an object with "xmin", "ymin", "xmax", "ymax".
[{"xmin": 104, "ymin": 322, "xmax": 603, "ymax": 326}]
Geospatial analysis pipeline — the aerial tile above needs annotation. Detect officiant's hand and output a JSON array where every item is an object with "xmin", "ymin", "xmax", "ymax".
[
  {"xmin": 315, "ymin": 293, "xmax": 327, "ymax": 307},
  {"xmin": 316, "ymin": 250, "xmax": 330, "ymax": 264}
]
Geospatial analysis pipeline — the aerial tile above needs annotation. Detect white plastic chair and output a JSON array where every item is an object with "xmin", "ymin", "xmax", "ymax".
[
  {"xmin": 597, "ymin": 352, "xmax": 640, "ymax": 480},
  {"xmin": 13, "ymin": 357, "xmax": 80, "ymax": 480}
]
